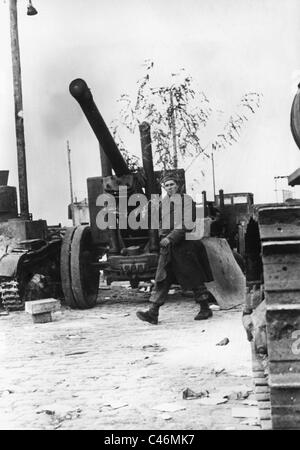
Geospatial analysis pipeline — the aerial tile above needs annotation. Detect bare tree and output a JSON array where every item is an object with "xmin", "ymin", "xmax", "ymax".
[{"xmin": 110, "ymin": 60, "xmax": 262, "ymax": 171}]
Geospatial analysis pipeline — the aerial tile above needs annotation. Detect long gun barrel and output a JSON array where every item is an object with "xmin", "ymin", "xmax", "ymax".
[{"xmin": 69, "ymin": 78, "xmax": 130, "ymax": 176}]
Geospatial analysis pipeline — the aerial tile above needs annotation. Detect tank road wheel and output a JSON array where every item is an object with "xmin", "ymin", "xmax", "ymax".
[
  {"xmin": 70, "ymin": 225, "xmax": 100, "ymax": 309},
  {"xmin": 60, "ymin": 227, "xmax": 78, "ymax": 308}
]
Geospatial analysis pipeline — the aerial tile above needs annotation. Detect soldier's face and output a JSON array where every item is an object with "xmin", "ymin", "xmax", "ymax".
[{"xmin": 164, "ymin": 180, "xmax": 179, "ymax": 196}]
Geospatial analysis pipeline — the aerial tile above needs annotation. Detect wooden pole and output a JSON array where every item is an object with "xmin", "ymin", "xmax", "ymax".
[{"xmin": 9, "ymin": 0, "xmax": 30, "ymax": 219}]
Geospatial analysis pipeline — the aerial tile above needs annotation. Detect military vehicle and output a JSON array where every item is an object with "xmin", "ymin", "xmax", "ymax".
[
  {"xmin": 61, "ymin": 78, "xmax": 244, "ymax": 310},
  {"xmin": 240, "ymin": 84, "xmax": 300, "ymax": 430},
  {"xmin": 0, "ymin": 170, "xmax": 62, "ymax": 311}
]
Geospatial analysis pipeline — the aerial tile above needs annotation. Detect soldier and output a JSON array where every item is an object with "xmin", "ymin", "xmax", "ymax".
[{"xmin": 136, "ymin": 173, "xmax": 216, "ymax": 325}]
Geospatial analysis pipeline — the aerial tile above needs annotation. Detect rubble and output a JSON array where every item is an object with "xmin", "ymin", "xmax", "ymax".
[
  {"xmin": 99, "ymin": 401, "xmax": 129, "ymax": 411},
  {"xmin": 142, "ymin": 343, "xmax": 167, "ymax": 352},
  {"xmin": 216, "ymin": 337, "xmax": 230, "ymax": 346},
  {"xmin": 182, "ymin": 387, "xmax": 209, "ymax": 400}
]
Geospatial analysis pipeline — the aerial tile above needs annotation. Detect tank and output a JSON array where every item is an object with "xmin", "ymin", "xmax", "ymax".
[
  {"xmin": 0, "ymin": 170, "xmax": 62, "ymax": 311},
  {"xmin": 0, "ymin": 186, "xmax": 18, "ymax": 222},
  {"xmin": 0, "ymin": 170, "xmax": 18, "ymax": 222},
  {"xmin": 241, "ymin": 83, "xmax": 300, "ymax": 430}
]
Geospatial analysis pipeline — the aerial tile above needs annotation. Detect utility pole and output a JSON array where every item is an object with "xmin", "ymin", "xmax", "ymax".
[
  {"xmin": 9, "ymin": 0, "xmax": 30, "ymax": 219},
  {"xmin": 67, "ymin": 140, "xmax": 75, "ymax": 226},
  {"xmin": 169, "ymin": 89, "xmax": 178, "ymax": 169}
]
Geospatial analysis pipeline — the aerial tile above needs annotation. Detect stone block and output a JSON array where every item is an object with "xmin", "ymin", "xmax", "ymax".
[
  {"xmin": 32, "ymin": 312, "xmax": 52, "ymax": 324},
  {"xmin": 25, "ymin": 298, "xmax": 60, "ymax": 315}
]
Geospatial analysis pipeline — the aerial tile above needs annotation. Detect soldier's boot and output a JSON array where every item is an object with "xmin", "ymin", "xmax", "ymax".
[
  {"xmin": 194, "ymin": 290, "xmax": 213, "ymax": 320},
  {"xmin": 136, "ymin": 304, "xmax": 159, "ymax": 325},
  {"xmin": 194, "ymin": 300, "xmax": 213, "ymax": 320}
]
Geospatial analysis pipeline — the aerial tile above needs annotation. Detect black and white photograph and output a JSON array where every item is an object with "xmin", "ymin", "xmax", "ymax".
[{"xmin": 0, "ymin": 0, "xmax": 300, "ymax": 433}]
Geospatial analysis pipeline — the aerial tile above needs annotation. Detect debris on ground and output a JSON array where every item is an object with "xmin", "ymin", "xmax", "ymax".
[
  {"xmin": 229, "ymin": 386, "xmax": 252, "ymax": 400},
  {"xmin": 211, "ymin": 368, "xmax": 226, "ymax": 376},
  {"xmin": 216, "ymin": 337, "xmax": 230, "ymax": 346},
  {"xmin": 66, "ymin": 334, "xmax": 83, "ymax": 340},
  {"xmin": 231, "ymin": 407, "xmax": 260, "ymax": 418},
  {"xmin": 160, "ymin": 413, "xmax": 173, "ymax": 420},
  {"xmin": 142, "ymin": 343, "xmax": 167, "ymax": 352},
  {"xmin": 182, "ymin": 387, "xmax": 209, "ymax": 400},
  {"xmin": 0, "ymin": 311, "xmax": 9, "ymax": 316},
  {"xmin": 215, "ymin": 386, "xmax": 252, "ymax": 400},
  {"xmin": 36, "ymin": 404, "xmax": 82, "ymax": 420},
  {"xmin": 227, "ymin": 391, "xmax": 250, "ymax": 400},
  {"xmin": 99, "ymin": 401, "xmax": 129, "ymax": 411},
  {"xmin": 152, "ymin": 402, "xmax": 186, "ymax": 412},
  {"xmin": 100, "ymin": 314, "xmax": 109, "ymax": 319},
  {"xmin": 65, "ymin": 351, "xmax": 88, "ymax": 356}
]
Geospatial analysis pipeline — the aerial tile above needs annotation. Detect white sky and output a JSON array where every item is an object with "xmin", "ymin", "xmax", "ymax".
[{"xmin": 1, "ymin": 0, "xmax": 300, "ymax": 224}]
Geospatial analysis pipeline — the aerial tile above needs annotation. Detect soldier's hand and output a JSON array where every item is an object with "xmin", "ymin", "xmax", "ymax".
[
  {"xmin": 242, "ymin": 314, "xmax": 254, "ymax": 342},
  {"xmin": 160, "ymin": 237, "xmax": 170, "ymax": 248}
]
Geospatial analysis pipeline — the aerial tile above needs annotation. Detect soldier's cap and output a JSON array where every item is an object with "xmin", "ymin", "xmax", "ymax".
[{"xmin": 160, "ymin": 172, "xmax": 181, "ymax": 185}]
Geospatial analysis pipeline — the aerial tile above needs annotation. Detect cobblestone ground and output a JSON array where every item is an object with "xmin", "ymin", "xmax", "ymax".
[{"xmin": 0, "ymin": 287, "xmax": 260, "ymax": 430}]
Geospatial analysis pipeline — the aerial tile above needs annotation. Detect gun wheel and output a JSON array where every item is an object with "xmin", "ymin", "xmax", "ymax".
[
  {"xmin": 60, "ymin": 227, "xmax": 78, "ymax": 308},
  {"xmin": 61, "ymin": 225, "xmax": 99, "ymax": 309}
]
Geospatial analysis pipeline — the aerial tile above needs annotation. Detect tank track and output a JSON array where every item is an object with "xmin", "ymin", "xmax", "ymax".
[
  {"xmin": 0, "ymin": 279, "xmax": 24, "ymax": 311},
  {"xmin": 255, "ymin": 204, "xmax": 300, "ymax": 429}
]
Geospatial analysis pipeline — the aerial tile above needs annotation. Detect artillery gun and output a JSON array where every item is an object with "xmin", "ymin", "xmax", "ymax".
[
  {"xmin": 62, "ymin": 78, "xmax": 245, "ymax": 310},
  {"xmin": 60, "ymin": 78, "xmax": 185, "ymax": 309}
]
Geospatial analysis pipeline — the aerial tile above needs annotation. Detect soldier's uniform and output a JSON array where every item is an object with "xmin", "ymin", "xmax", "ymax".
[{"xmin": 136, "ymin": 176, "xmax": 215, "ymax": 325}]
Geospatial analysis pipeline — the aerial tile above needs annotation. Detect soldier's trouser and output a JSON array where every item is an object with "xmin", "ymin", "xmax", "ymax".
[{"xmin": 149, "ymin": 275, "xmax": 210, "ymax": 307}]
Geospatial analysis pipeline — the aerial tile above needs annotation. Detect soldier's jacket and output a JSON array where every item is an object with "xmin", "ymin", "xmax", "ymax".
[{"xmin": 155, "ymin": 194, "xmax": 213, "ymax": 289}]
